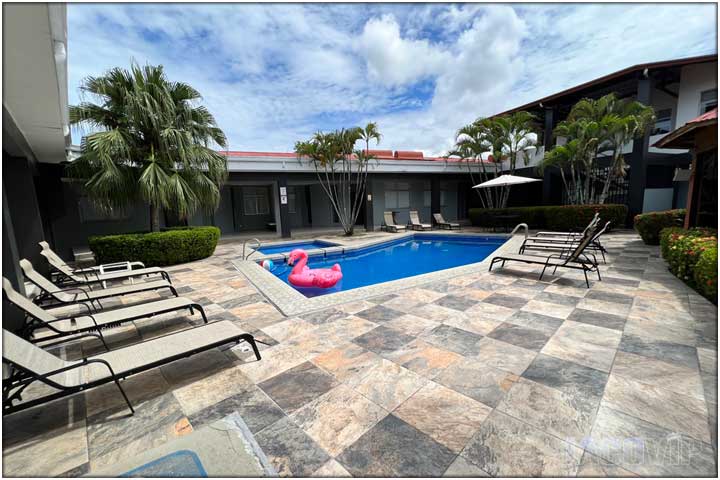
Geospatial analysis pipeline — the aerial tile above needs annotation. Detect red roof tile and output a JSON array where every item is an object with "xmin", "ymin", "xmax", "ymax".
[
  {"xmin": 689, "ymin": 108, "xmax": 718, "ymax": 124},
  {"xmin": 218, "ymin": 149, "xmax": 492, "ymax": 164},
  {"xmin": 394, "ymin": 150, "xmax": 424, "ymax": 159}
]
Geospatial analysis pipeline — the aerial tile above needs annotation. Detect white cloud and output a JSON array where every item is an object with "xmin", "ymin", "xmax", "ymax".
[
  {"xmin": 356, "ymin": 14, "xmax": 450, "ymax": 86},
  {"xmin": 67, "ymin": 3, "xmax": 717, "ymax": 156}
]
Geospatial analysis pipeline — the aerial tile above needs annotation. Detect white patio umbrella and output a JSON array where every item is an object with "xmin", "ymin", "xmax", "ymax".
[{"xmin": 472, "ymin": 174, "xmax": 542, "ymax": 189}]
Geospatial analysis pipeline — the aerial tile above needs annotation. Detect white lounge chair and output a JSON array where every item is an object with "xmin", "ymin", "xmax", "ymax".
[
  {"xmin": 408, "ymin": 211, "xmax": 432, "ymax": 231},
  {"xmin": 433, "ymin": 213, "xmax": 461, "ymax": 230},
  {"xmin": 3, "ymin": 277, "xmax": 206, "ymax": 349},
  {"xmin": 20, "ymin": 259, "xmax": 178, "ymax": 310},
  {"xmin": 39, "ymin": 242, "xmax": 171, "ymax": 286},
  {"xmin": 382, "ymin": 211, "xmax": 407, "ymax": 233},
  {"xmin": 2, "ymin": 321, "xmax": 260, "ymax": 415}
]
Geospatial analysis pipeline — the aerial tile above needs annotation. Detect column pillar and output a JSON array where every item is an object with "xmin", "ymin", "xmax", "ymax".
[
  {"xmin": 431, "ymin": 178, "xmax": 441, "ymax": 222},
  {"xmin": 627, "ymin": 74, "xmax": 654, "ymax": 219},
  {"xmin": 277, "ymin": 176, "xmax": 292, "ymax": 238},
  {"xmin": 364, "ymin": 176, "xmax": 374, "ymax": 231}
]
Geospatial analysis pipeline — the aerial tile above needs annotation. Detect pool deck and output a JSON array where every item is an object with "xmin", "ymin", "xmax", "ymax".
[{"xmin": 3, "ymin": 230, "xmax": 717, "ymax": 477}]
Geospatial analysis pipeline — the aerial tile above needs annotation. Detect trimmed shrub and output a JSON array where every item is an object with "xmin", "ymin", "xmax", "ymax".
[
  {"xmin": 695, "ymin": 247, "xmax": 718, "ymax": 301},
  {"xmin": 89, "ymin": 226, "xmax": 220, "ymax": 267},
  {"xmin": 659, "ymin": 226, "xmax": 718, "ymax": 303},
  {"xmin": 468, "ymin": 204, "xmax": 627, "ymax": 231},
  {"xmin": 634, "ymin": 209, "xmax": 686, "ymax": 245}
]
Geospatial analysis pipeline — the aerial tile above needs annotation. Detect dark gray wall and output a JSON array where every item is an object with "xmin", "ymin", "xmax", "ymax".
[
  {"xmin": 2, "ymin": 154, "xmax": 46, "ymax": 272},
  {"xmin": 38, "ymin": 165, "xmax": 161, "ymax": 259},
  {"xmin": 3, "ymin": 185, "xmax": 25, "ymax": 332}
]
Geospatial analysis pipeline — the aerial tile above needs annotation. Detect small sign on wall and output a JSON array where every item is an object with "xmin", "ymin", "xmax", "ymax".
[
  {"xmin": 279, "ymin": 187, "xmax": 287, "ymax": 196},
  {"xmin": 280, "ymin": 195, "xmax": 288, "ymax": 204}
]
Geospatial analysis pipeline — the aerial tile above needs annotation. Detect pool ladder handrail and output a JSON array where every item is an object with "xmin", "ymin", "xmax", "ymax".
[
  {"xmin": 242, "ymin": 238, "xmax": 262, "ymax": 260},
  {"xmin": 510, "ymin": 223, "xmax": 529, "ymax": 239}
]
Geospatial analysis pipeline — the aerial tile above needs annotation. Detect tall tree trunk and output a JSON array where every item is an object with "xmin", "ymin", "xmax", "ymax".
[
  {"xmin": 150, "ymin": 204, "xmax": 161, "ymax": 232},
  {"xmin": 598, "ymin": 150, "xmax": 620, "ymax": 204}
]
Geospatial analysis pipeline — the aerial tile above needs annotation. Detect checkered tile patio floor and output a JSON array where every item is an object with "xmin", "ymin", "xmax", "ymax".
[{"xmin": 3, "ymin": 231, "xmax": 717, "ymax": 477}]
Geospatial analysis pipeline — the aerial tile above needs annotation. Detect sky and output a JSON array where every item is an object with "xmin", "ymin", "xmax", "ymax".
[{"xmin": 68, "ymin": 3, "xmax": 717, "ymax": 156}]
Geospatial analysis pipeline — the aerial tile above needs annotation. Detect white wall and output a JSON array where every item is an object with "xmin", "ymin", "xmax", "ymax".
[
  {"xmin": 676, "ymin": 61, "xmax": 718, "ymax": 126},
  {"xmin": 642, "ymin": 188, "xmax": 674, "ymax": 213}
]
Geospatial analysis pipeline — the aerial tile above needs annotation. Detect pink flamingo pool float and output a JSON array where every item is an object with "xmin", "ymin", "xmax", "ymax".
[{"xmin": 287, "ymin": 249, "xmax": 342, "ymax": 289}]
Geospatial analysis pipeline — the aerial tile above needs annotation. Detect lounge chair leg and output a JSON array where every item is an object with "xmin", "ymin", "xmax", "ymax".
[
  {"xmin": 115, "ymin": 379, "xmax": 135, "ymax": 415},
  {"xmin": 195, "ymin": 305, "xmax": 208, "ymax": 323},
  {"xmin": 539, "ymin": 265, "xmax": 547, "ymax": 281},
  {"xmin": 169, "ymin": 286, "xmax": 179, "ymax": 297},
  {"xmin": 98, "ymin": 331, "xmax": 110, "ymax": 352},
  {"xmin": 596, "ymin": 268, "xmax": 602, "ymax": 281},
  {"xmin": 246, "ymin": 336, "xmax": 262, "ymax": 361},
  {"xmin": 583, "ymin": 270, "xmax": 590, "ymax": 288}
]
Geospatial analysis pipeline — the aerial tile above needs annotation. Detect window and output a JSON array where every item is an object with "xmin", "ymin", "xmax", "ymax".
[
  {"xmin": 243, "ymin": 187, "xmax": 270, "ymax": 216},
  {"xmin": 423, "ymin": 191, "xmax": 431, "ymax": 207},
  {"xmin": 440, "ymin": 191, "xmax": 450, "ymax": 207},
  {"xmin": 700, "ymin": 89, "xmax": 718, "ymax": 114},
  {"xmin": 385, "ymin": 190, "xmax": 410, "ymax": 209},
  {"xmin": 287, "ymin": 187, "xmax": 297, "ymax": 214},
  {"xmin": 652, "ymin": 108, "xmax": 673, "ymax": 135}
]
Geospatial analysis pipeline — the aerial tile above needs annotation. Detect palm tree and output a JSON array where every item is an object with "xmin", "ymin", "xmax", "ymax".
[
  {"xmin": 295, "ymin": 123, "xmax": 380, "ymax": 236},
  {"xmin": 448, "ymin": 112, "xmax": 537, "ymax": 208},
  {"xmin": 543, "ymin": 93, "xmax": 654, "ymax": 205},
  {"xmin": 597, "ymin": 98, "xmax": 655, "ymax": 203},
  {"xmin": 68, "ymin": 63, "xmax": 228, "ymax": 232}
]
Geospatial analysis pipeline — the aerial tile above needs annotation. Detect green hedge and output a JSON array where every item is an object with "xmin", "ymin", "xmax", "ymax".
[
  {"xmin": 634, "ymin": 209, "xmax": 686, "ymax": 245},
  {"xmin": 468, "ymin": 204, "xmax": 628, "ymax": 231},
  {"xmin": 89, "ymin": 226, "xmax": 221, "ymax": 267},
  {"xmin": 659, "ymin": 227, "xmax": 717, "ymax": 303}
]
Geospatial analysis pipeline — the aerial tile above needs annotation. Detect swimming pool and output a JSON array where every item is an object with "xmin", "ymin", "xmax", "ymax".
[
  {"xmin": 255, "ymin": 240, "xmax": 339, "ymax": 256},
  {"xmin": 266, "ymin": 234, "xmax": 507, "ymax": 297}
]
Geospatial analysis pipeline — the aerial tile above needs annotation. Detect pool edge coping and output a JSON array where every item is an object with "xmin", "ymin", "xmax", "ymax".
[{"xmin": 233, "ymin": 232, "xmax": 524, "ymax": 316}]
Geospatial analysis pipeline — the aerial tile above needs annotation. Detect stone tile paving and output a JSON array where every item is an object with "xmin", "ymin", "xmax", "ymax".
[{"xmin": 2, "ymin": 231, "xmax": 718, "ymax": 477}]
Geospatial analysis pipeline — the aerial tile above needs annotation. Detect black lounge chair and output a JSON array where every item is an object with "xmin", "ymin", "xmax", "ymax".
[
  {"xmin": 2, "ymin": 321, "xmax": 260, "ymax": 416},
  {"xmin": 433, "ymin": 213, "xmax": 461, "ymax": 230},
  {"xmin": 489, "ymin": 225, "xmax": 601, "ymax": 287},
  {"xmin": 2, "ymin": 277, "xmax": 206, "ymax": 350},
  {"xmin": 520, "ymin": 221, "xmax": 611, "ymax": 263},
  {"xmin": 20, "ymin": 259, "xmax": 178, "ymax": 311}
]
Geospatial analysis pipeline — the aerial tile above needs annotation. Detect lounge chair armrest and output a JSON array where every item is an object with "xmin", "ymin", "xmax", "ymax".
[
  {"xmin": 13, "ymin": 357, "xmax": 120, "ymax": 391},
  {"xmin": 45, "ymin": 312, "xmax": 97, "ymax": 326}
]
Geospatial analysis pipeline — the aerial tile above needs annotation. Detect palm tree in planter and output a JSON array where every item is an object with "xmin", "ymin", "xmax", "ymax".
[{"xmin": 68, "ymin": 63, "xmax": 228, "ymax": 232}]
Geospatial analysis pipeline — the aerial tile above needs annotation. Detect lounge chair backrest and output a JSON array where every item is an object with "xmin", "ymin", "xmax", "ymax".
[
  {"xmin": 433, "ymin": 213, "xmax": 445, "ymax": 224},
  {"xmin": 580, "ymin": 213, "xmax": 600, "ymax": 236},
  {"xmin": 2, "ymin": 277, "xmax": 57, "ymax": 322},
  {"xmin": 2, "ymin": 329, "xmax": 68, "ymax": 377},
  {"xmin": 19, "ymin": 259, "xmax": 61, "ymax": 294},
  {"xmin": 39, "ymin": 247, "xmax": 76, "ymax": 278},
  {"xmin": 384, "ymin": 211, "xmax": 396, "ymax": 226},
  {"xmin": 590, "ymin": 221, "xmax": 611, "ymax": 242},
  {"xmin": 409, "ymin": 211, "xmax": 421, "ymax": 224},
  {"xmin": 566, "ymin": 226, "xmax": 598, "ymax": 263}
]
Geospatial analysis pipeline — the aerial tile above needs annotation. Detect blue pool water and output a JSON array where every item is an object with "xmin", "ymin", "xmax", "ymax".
[
  {"xmin": 256, "ymin": 240, "xmax": 338, "ymax": 256},
  {"xmin": 266, "ymin": 234, "xmax": 507, "ymax": 297}
]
